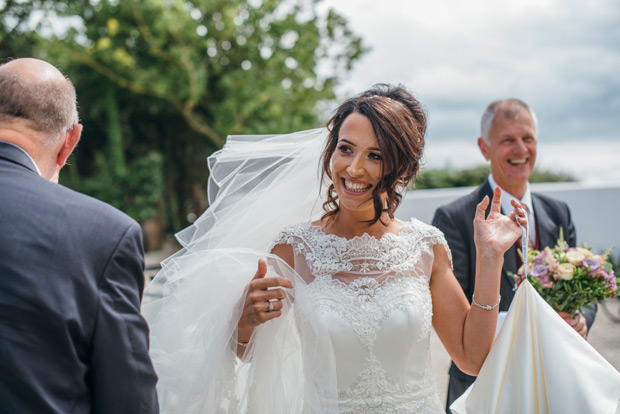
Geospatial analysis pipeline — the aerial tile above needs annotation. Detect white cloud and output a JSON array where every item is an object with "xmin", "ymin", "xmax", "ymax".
[{"xmin": 321, "ymin": 0, "xmax": 620, "ymax": 178}]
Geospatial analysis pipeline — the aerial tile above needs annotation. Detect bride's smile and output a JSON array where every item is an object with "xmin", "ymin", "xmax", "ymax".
[{"xmin": 342, "ymin": 178, "xmax": 372, "ymax": 193}]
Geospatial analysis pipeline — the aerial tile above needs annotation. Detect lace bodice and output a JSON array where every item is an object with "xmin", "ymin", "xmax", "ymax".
[{"xmin": 272, "ymin": 219, "xmax": 451, "ymax": 413}]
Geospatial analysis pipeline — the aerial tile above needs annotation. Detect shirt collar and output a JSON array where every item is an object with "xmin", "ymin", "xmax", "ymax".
[
  {"xmin": 487, "ymin": 174, "xmax": 533, "ymax": 215},
  {"xmin": 1, "ymin": 141, "xmax": 42, "ymax": 176}
]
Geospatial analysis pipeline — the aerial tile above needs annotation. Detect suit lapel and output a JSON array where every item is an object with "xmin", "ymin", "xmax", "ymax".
[{"xmin": 532, "ymin": 193, "xmax": 560, "ymax": 249}]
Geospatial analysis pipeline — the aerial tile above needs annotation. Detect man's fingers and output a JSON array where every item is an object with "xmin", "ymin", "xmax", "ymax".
[
  {"xmin": 490, "ymin": 186, "xmax": 502, "ymax": 214},
  {"xmin": 252, "ymin": 259, "xmax": 268, "ymax": 280},
  {"xmin": 475, "ymin": 195, "xmax": 490, "ymax": 220}
]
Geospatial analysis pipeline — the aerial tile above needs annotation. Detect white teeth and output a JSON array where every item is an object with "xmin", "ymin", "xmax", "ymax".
[
  {"xmin": 344, "ymin": 180, "xmax": 371, "ymax": 192},
  {"xmin": 509, "ymin": 159, "xmax": 527, "ymax": 165}
]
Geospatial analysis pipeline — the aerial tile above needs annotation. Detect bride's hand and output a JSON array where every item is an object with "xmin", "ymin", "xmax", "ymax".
[
  {"xmin": 237, "ymin": 259, "xmax": 292, "ymax": 331},
  {"xmin": 473, "ymin": 187, "xmax": 527, "ymax": 258}
]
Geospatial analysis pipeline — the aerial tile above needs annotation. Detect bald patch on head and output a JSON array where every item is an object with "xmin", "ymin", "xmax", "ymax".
[{"xmin": 0, "ymin": 58, "xmax": 65, "ymax": 82}]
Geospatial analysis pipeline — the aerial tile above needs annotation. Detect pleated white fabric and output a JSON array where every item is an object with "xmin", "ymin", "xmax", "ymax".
[{"xmin": 451, "ymin": 280, "xmax": 620, "ymax": 414}]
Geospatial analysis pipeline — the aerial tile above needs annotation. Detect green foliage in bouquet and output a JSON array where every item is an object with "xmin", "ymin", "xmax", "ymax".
[{"xmin": 514, "ymin": 229, "xmax": 618, "ymax": 316}]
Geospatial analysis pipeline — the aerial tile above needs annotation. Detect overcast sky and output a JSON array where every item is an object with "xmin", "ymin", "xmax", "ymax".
[{"xmin": 320, "ymin": 0, "xmax": 620, "ymax": 181}]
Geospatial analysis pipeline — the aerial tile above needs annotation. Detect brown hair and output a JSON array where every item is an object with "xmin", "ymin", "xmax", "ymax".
[{"xmin": 320, "ymin": 83, "xmax": 427, "ymax": 225}]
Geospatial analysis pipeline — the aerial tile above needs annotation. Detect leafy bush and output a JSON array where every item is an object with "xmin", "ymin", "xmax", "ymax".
[{"xmin": 413, "ymin": 165, "xmax": 575, "ymax": 190}]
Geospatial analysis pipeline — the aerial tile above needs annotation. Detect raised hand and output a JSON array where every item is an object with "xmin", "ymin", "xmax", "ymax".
[
  {"xmin": 237, "ymin": 259, "xmax": 292, "ymax": 332},
  {"xmin": 473, "ymin": 187, "xmax": 527, "ymax": 258}
]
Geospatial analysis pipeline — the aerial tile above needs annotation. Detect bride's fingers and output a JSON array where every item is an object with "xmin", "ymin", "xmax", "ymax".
[
  {"xmin": 250, "ymin": 276, "xmax": 292, "ymax": 290},
  {"xmin": 250, "ymin": 287, "xmax": 287, "ymax": 303},
  {"xmin": 258, "ymin": 309, "xmax": 282, "ymax": 323},
  {"xmin": 252, "ymin": 259, "xmax": 268, "ymax": 280},
  {"xmin": 489, "ymin": 186, "xmax": 502, "ymax": 214},
  {"xmin": 475, "ymin": 195, "xmax": 490, "ymax": 221},
  {"xmin": 510, "ymin": 199, "xmax": 523, "ymax": 211}
]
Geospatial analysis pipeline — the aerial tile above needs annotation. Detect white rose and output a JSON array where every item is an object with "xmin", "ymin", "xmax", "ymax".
[
  {"xmin": 565, "ymin": 250, "xmax": 585, "ymax": 265},
  {"xmin": 556, "ymin": 263, "xmax": 575, "ymax": 280}
]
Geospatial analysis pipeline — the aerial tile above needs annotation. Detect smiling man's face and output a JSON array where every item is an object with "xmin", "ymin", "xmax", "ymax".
[{"xmin": 478, "ymin": 105, "xmax": 537, "ymax": 199}]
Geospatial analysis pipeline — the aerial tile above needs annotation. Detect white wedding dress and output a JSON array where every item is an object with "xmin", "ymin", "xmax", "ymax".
[
  {"xmin": 271, "ymin": 220, "xmax": 447, "ymax": 413},
  {"xmin": 142, "ymin": 129, "xmax": 447, "ymax": 412}
]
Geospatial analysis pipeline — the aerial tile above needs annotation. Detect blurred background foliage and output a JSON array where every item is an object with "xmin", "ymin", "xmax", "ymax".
[
  {"xmin": 0, "ymin": 0, "xmax": 574, "ymax": 248},
  {"xmin": 414, "ymin": 165, "xmax": 575, "ymax": 190},
  {"xmin": 0, "ymin": 0, "xmax": 366, "ymax": 242}
]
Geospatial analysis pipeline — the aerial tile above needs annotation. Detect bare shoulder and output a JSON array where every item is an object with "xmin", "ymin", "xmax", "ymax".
[{"xmin": 270, "ymin": 242, "xmax": 294, "ymax": 269}]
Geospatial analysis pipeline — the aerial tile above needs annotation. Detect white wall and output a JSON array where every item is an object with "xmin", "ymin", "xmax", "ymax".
[{"xmin": 396, "ymin": 183, "xmax": 620, "ymax": 255}]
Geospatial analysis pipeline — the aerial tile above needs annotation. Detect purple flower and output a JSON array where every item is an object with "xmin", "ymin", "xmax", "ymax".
[
  {"xmin": 531, "ymin": 264, "xmax": 549, "ymax": 279},
  {"xmin": 607, "ymin": 270, "xmax": 617, "ymax": 296},
  {"xmin": 533, "ymin": 251, "xmax": 546, "ymax": 266},
  {"xmin": 539, "ymin": 274, "xmax": 554, "ymax": 289},
  {"xmin": 599, "ymin": 270, "xmax": 617, "ymax": 296},
  {"xmin": 582, "ymin": 258, "xmax": 601, "ymax": 275}
]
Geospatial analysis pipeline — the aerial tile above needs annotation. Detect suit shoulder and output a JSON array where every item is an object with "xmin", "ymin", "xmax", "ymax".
[
  {"xmin": 433, "ymin": 186, "xmax": 484, "ymax": 223},
  {"xmin": 56, "ymin": 184, "xmax": 137, "ymax": 227},
  {"xmin": 43, "ymin": 183, "xmax": 140, "ymax": 246}
]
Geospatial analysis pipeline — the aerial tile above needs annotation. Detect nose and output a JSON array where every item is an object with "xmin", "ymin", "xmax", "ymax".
[
  {"xmin": 513, "ymin": 138, "xmax": 528, "ymax": 153},
  {"xmin": 347, "ymin": 154, "xmax": 365, "ymax": 177}
]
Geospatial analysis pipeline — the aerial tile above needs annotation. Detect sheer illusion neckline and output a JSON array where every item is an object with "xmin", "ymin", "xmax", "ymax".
[{"xmin": 309, "ymin": 219, "xmax": 413, "ymax": 243}]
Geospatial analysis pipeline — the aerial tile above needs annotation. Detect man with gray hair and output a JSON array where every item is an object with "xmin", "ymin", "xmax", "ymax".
[
  {"xmin": 432, "ymin": 98, "xmax": 596, "ymax": 411},
  {"xmin": 0, "ymin": 58, "xmax": 158, "ymax": 412}
]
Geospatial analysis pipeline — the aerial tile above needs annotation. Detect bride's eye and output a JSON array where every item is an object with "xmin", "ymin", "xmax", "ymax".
[
  {"xmin": 368, "ymin": 152, "xmax": 382, "ymax": 160},
  {"xmin": 337, "ymin": 144, "xmax": 352, "ymax": 154}
]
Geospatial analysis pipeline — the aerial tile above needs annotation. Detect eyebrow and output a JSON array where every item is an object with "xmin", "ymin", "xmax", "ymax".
[{"xmin": 338, "ymin": 138, "xmax": 381, "ymax": 152}]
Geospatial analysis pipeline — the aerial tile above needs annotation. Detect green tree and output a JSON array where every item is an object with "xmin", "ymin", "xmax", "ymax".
[{"xmin": 2, "ymin": 0, "xmax": 365, "ymax": 232}]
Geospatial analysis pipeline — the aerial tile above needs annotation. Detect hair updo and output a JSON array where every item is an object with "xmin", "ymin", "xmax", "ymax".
[{"xmin": 320, "ymin": 83, "xmax": 427, "ymax": 225}]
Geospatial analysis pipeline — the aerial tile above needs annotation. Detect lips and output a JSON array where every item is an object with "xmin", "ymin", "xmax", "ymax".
[{"xmin": 342, "ymin": 178, "xmax": 372, "ymax": 193}]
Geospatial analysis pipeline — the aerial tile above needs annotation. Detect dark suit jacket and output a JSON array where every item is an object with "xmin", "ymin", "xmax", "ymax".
[
  {"xmin": 432, "ymin": 180, "xmax": 596, "ymax": 410},
  {"xmin": 0, "ymin": 141, "xmax": 158, "ymax": 413}
]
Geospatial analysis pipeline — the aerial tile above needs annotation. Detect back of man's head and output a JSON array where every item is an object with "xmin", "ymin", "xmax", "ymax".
[{"xmin": 0, "ymin": 58, "xmax": 79, "ymax": 145}]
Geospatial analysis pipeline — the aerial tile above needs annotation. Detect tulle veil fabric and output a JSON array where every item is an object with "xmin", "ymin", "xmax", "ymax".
[{"xmin": 142, "ymin": 129, "xmax": 340, "ymax": 413}]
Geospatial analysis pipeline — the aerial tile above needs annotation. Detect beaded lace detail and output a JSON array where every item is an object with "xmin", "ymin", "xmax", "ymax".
[{"xmin": 272, "ymin": 219, "xmax": 451, "ymax": 413}]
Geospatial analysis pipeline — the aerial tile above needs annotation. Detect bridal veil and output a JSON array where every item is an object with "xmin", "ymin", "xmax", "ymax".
[{"xmin": 142, "ymin": 129, "xmax": 340, "ymax": 413}]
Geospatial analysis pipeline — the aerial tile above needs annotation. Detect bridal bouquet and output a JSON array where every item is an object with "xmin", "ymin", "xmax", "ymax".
[{"xmin": 514, "ymin": 231, "xmax": 618, "ymax": 315}]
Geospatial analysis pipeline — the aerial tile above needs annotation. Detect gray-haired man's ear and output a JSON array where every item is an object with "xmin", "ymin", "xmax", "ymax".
[{"xmin": 477, "ymin": 137, "xmax": 490, "ymax": 161}]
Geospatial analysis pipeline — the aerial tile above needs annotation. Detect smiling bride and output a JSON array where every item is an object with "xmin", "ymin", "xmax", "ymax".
[{"xmin": 142, "ymin": 84, "xmax": 527, "ymax": 413}]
